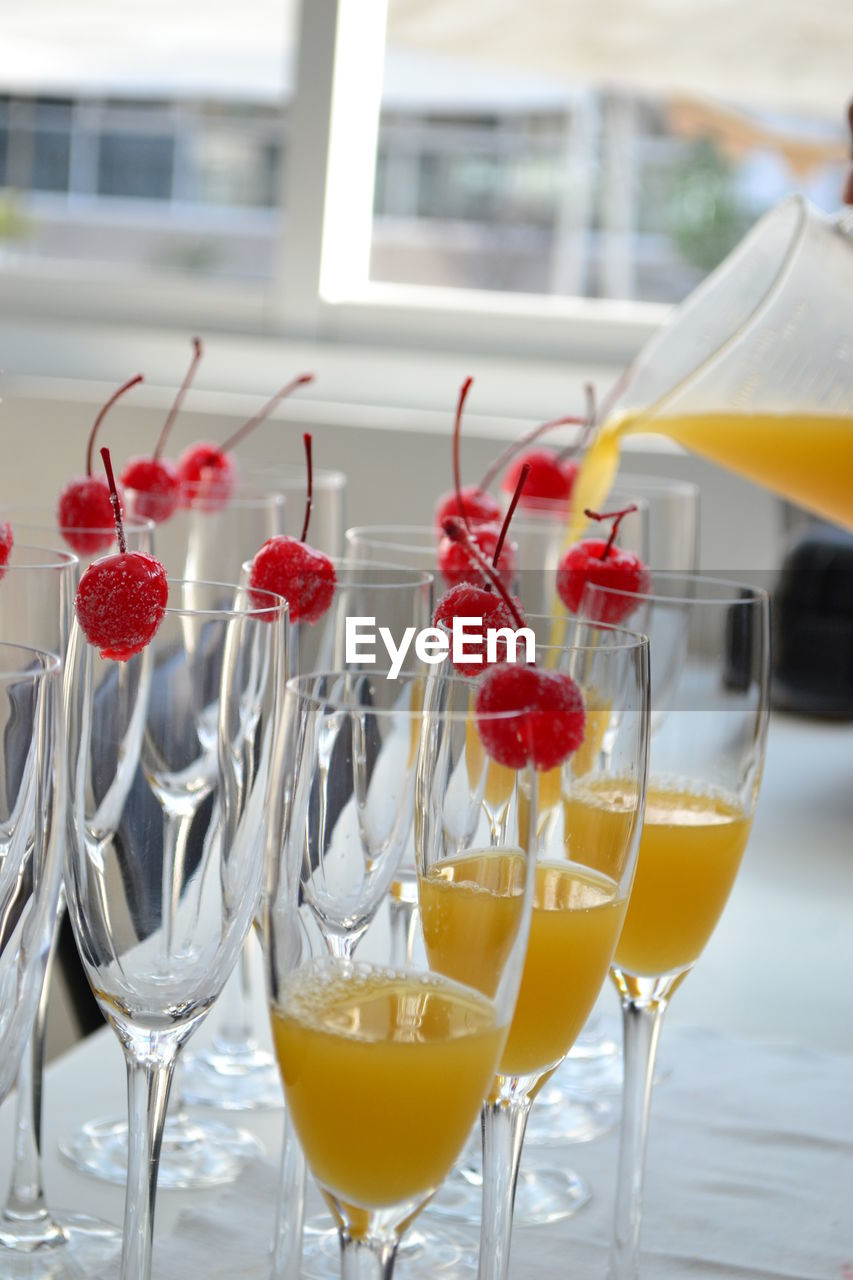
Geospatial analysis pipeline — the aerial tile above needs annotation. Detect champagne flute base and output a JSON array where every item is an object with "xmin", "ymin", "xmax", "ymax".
[
  {"xmin": 59, "ymin": 1112, "xmax": 263, "ymax": 1189},
  {"xmin": 180, "ymin": 1044, "xmax": 283, "ymax": 1111},
  {"xmin": 0, "ymin": 1213, "xmax": 122, "ymax": 1278},
  {"xmin": 429, "ymin": 1163, "xmax": 590, "ymax": 1226},
  {"xmin": 301, "ymin": 1215, "xmax": 474, "ymax": 1279}
]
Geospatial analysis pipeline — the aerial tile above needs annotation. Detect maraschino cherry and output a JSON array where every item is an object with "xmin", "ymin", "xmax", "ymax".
[
  {"xmin": 501, "ymin": 449, "xmax": 578, "ymax": 509},
  {"xmin": 121, "ymin": 337, "xmax": 203, "ymax": 523},
  {"xmin": 437, "ymin": 460, "xmax": 527, "ymax": 591},
  {"xmin": 57, "ymin": 375, "xmax": 143, "ymax": 554},
  {"xmin": 434, "ymin": 379, "xmax": 502, "ymax": 531},
  {"xmin": 475, "ymin": 662, "xmax": 586, "ymax": 770},
  {"xmin": 0, "ymin": 520, "xmax": 13, "ymax": 582},
  {"xmin": 249, "ymin": 433, "xmax": 336, "ymax": 624},
  {"xmin": 557, "ymin": 505, "xmax": 650, "ymax": 623},
  {"xmin": 177, "ymin": 371, "xmax": 314, "ymax": 511},
  {"xmin": 433, "ymin": 513, "xmax": 526, "ymax": 678},
  {"xmin": 75, "ymin": 448, "xmax": 168, "ymax": 661}
]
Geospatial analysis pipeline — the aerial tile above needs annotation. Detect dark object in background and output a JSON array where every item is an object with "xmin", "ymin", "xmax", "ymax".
[{"xmin": 772, "ymin": 525, "xmax": 853, "ymax": 719}]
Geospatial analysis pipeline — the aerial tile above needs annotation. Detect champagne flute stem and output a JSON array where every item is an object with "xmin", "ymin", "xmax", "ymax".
[
  {"xmin": 608, "ymin": 996, "xmax": 667, "ymax": 1280},
  {"xmin": 120, "ymin": 1043, "xmax": 178, "ymax": 1280},
  {"xmin": 269, "ymin": 1108, "xmax": 306, "ymax": 1280},
  {"xmin": 340, "ymin": 1234, "xmax": 397, "ymax": 1280},
  {"xmin": 387, "ymin": 896, "xmax": 418, "ymax": 968},
  {"xmin": 1, "ymin": 894, "xmax": 64, "ymax": 1240},
  {"xmin": 477, "ymin": 1094, "xmax": 532, "ymax": 1280},
  {"xmin": 216, "ymin": 939, "xmax": 256, "ymax": 1052}
]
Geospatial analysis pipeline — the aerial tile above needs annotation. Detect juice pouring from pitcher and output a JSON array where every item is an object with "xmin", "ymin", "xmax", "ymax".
[{"xmin": 570, "ymin": 114, "xmax": 853, "ymax": 535}]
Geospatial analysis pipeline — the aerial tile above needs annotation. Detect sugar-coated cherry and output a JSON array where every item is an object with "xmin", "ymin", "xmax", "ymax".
[
  {"xmin": 178, "ymin": 371, "xmax": 314, "ymax": 512},
  {"xmin": 501, "ymin": 449, "xmax": 578, "ymax": 508},
  {"xmin": 438, "ymin": 522, "xmax": 515, "ymax": 590},
  {"xmin": 474, "ymin": 662, "xmax": 586, "ymax": 771},
  {"xmin": 435, "ymin": 484, "xmax": 502, "ymax": 532},
  {"xmin": 120, "ymin": 456, "xmax": 182, "ymax": 523},
  {"xmin": 249, "ymin": 536, "xmax": 336, "ymax": 624},
  {"xmin": 248, "ymin": 431, "xmax": 335, "ymax": 624},
  {"xmin": 122, "ymin": 337, "xmax": 203, "ymax": 523},
  {"xmin": 57, "ymin": 374, "xmax": 143, "ymax": 555},
  {"xmin": 0, "ymin": 520, "xmax": 13, "ymax": 581},
  {"xmin": 75, "ymin": 448, "xmax": 168, "ymax": 661},
  {"xmin": 433, "ymin": 583, "xmax": 524, "ymax": 678},
  {"xmin": 557, "ymin": 505, "xmax": 650, "ymax": 623}
]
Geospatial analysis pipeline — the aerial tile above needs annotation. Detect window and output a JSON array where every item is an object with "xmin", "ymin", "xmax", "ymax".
[{"xmin": 0, "ymin": 0, "xmax": 850, "ymax": 370}]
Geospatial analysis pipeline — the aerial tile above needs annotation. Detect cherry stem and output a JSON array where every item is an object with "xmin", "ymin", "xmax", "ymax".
[
  {"xmin": 100, "ymin": 447, "xmax": 127, "ymax": 555},
  {"xmin": 442, "ymin": 517, "xmax": 524, "ymax": 630},
  {"xmin": 583, "ymin": 504, "xmax": 639, "ymax": 560},
  {"xmin": 153, "ymin": 336, "xmax": 203, "ymax": 459},
  {"xmin": 492, "ymin": 463, "xmax": 529, "ymax": 568},
  {"xmin": 85, "ymin": 374, "xmax": 144, "ymax": 476},
  {"xmin": 452, "ymin": 377, "xmax": 475, "ymax": 533},
  {"xmin": 300, "ymin": 432, "xmax": 313, "ymax": 544},
  {"xmin": 218, "ymin": 373, "xmax": 314, "ymax": 455},
  {"xmin": 479, "ymin": 412, "xmax": 583, "ymax": 491}
]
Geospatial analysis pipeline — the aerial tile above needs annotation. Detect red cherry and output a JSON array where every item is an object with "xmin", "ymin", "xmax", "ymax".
[
  {"xmin": 432, "ymin": 583, "xmax": 524, "ymax": 678},
  {"xmin": 74, "ymin": 448, "xmax": 168, "ymax": 661},
  {"xmin": 178, "ymin": 371, "xmax": 314, "ymax": 512},
  {"xmin": 248, "ymin": 432, "xmax": 336, "ymax": 624},
  {"xmin": 501, "ymin": 449, "xmax": 578, "ymax": 508},
  {"xmin": 249, "ymin": 536, "xmax": 336, "ymax": 624},
  {"xmin": 57, "ymin": 374, "xmax": 143, "ymax": 555},
  {"xmin": 122, "ymin": 337, "xmax": 203, "ymax": 523},
  {"xmin": 474, "ymin": 663, "xmax": 585, "ymax": 771},
  {"xmin": 121, "ymin": 456, "xmax": 182, "ymax": 523},
  {"xmin": 177, "ymin": 442, "xmax": 235, "ymax": 511},
  {"xmin": 438, "ymin": 523, "xmax": 515, "ymax": 590},
  {"xmin": 556, "ymin": 505, "xmax": 650, "ymax": 623},
  {"xmin": 435, "ymin": 484, "xmax": 501, "ymax": 532},
  {"xmin": 0, "ymin": 520, "xmax": 13, "ymax": 581}
]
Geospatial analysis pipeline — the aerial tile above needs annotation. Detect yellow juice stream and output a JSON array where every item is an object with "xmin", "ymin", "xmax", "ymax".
[
  {"xmin": 570, "ymin": 409, "xmax": 853, "ymax": 539},
  {"xmin": 614, "ymin": 785, "xmax": 752, "ymax": 977},
  {"xmin": 270, "ymin": 961, "xmax": 503, "ymax": 1212},
  {"xmin": 421, "ymin": 852, "xmax": 626, "ymax": 1080}
]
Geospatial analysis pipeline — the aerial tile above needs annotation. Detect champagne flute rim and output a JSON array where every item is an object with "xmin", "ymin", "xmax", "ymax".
[
  {"xmin": 582, "ymin": 570, "xmax": 770, "ymax": 608},
  {"xmin": 345, "ymin": 525, "xmax": 519, "ymax": 558},
  {"xmin": 163, "ymin": 577, "xmax": 288, "ymax": 621},
  {"xmin": 0, "ymin": 640, "xmax": 62, "ymax": 681},
  {"xmin": 167, "ymin": 483, "xmax": 287, "ymax": 510},
  {"xmin": 285, "ymin": 666, "xmax": 635, "ymax": 722},
  {"xmin": 434, "ymin": 613, "xmax": 649, "ymax": 657},
  {"xmin": 4, "ymin": 542, "xmax": 79, "ymax": 570},
  {"xmin": 244, "ymin": 464, "xmax": 347, "ymax": 490},
  {"xmin": 0, "ymin": 512, "xmax": 155, "ymax": 537},
  {"xmin": 241, "ymin": 556, "xmax": 434, "ymax": 590}
]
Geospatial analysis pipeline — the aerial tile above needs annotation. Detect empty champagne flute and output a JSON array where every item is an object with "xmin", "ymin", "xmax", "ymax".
[
  {"xmin": 263, "ymin": 668, "xmax": 545, "ymax": 1280},
  {"xmin": 63, "ymin": 580, "xmax": 286, "ymax": 1280},
  {"xmin": 579, "ymin": 573, "xmax": 770, "ymax": 1280},
  {"xmin": 246, "ymin": 464, "xmax": 347, "ymax": 556}
]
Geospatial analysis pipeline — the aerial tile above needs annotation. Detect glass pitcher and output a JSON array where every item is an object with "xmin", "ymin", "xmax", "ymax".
[{"xmin": 598, "ymin": 195, "xmax": 853, "ymax": 530}]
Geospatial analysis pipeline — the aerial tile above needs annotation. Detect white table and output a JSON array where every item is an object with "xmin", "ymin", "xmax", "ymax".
[{"xmin": 1, "ymin": 710, "xmax": 851, "ymax": 1277}]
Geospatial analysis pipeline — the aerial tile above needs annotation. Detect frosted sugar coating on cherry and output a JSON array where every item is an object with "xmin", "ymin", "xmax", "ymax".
[
  {"xmin": 57, "ymin": 374, "xmax": 143, "ymax": 555},
  {"xmin": 557, "ymin": 505, "xmax": 650, "ymax": 623},
  {"xmin": 247, "ymin": 431, "xmax": 336, "ymax": 624},
  {"xmin": 178, "ymin": 371, "xmax": 314, "ymax": 512},
  {"xmin": 502, "ymin": 449, "xmax": 578, "ymax": 508},
  {"xmin": 122, "ymin": 337, "xmax": 202, "ymax": 523},
  {"xmin": 121, "ymin": 457, "xmax": 182, "ymax": 523},
  {"xmin": 74, "ymin": 447, "xmax": 168, "ymax": 661},
  {"xmin": 438, "ymin": 523, "xmax": 515, "ymax": 591},
  {"xmin": 0, "ymin": 520, "xmax": 13, "ymax": 581},
  {"xmin": 433, "ymin": 584, "xmax": 524, "ymax": 678},
  {"xmin": 435, "ymin": 484, "xmax": 501, "ymax": 532},
  {"xmin": 474, "ymin": 662, "xmax": 585, "ymax": 771},
  {"xmin": 250, "ymin": 537, "xmax": 336, "ymax": 624}
]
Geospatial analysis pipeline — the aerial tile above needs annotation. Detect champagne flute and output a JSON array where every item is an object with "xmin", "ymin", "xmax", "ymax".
[
  {"xmin": 0, "ymin": 543, "xmax": 119, "ymax": 1277},
  {"xmin": 245, "ymin": 464, "xmax": 347, "ymax": 556},
  {"xmin": 579, "ymin": 573, "xmax": 770, "ymax": 1280},
  {"xmin": 63, "ymin": 580, "xmax": 286, "ymax": 1280},
  {"xmin": 263, "ymin": 668, "xmax": 543, "ymax": 1280},
  {"xmin": 0, "ymin": 642, "xmax": 64, "ymax": 1110}
]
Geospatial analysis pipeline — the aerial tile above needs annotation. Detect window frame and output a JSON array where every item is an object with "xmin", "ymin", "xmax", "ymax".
[{"xmin": 0, "ymin": 0, "xmax": 669, "ymax": 374}]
